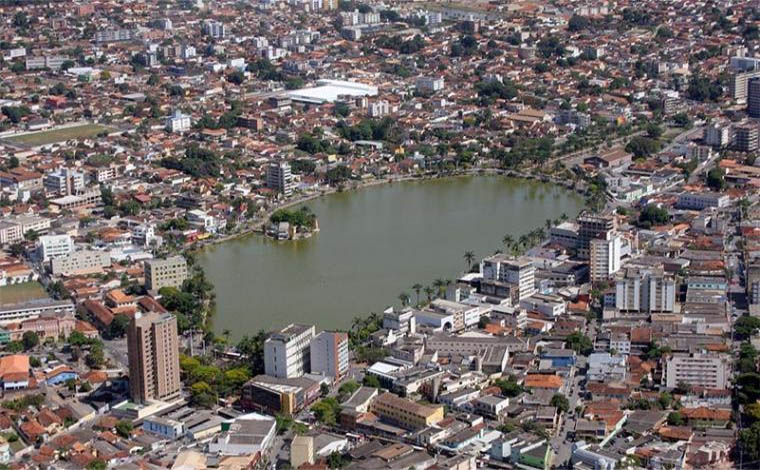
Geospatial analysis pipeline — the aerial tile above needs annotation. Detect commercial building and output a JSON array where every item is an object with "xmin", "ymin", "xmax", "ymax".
[
  {"xmin": 144, "ymin": 256, "xmax": 188, "ymax": 291},
  {"xmin": 127, "ymin": 312, "xmax": 181, "ymax": 404},
  {"xmin": 208, "ymin": 414, "xmax": 276, "ymax": 456},
  {"xmin": 310, "ymin": 331, "xmax": 349, "ymax": 380},
  {"xmin": 285, "ymin": 79, "xmax": 378, "ymax": 104},
  {"xmin": 665, "ymin": 353, "xmax": 729, "ymax": 390},
  {"xmin": 37, "ymin": 234, "xmax": 74, "ymax": 262},
  {"xmin": 239, "ymin": 375, "xmax": 320, "ymax": 415},
  {"xmin": 48, "ymin": 190, "xmax": 101, "ymax": 212},
  {"xmin": 578, "ymin": 214, "xmax": 616, "ymax": 259},
  {"xmin": 482, "ymin": 255, "xmax": 536, "ymax": 301},
  {"xmin": 371, "ymin": 392, "xmax": 444, "ymax": 430},
  {"xmin": 677, "ymin": 192, "xmax": 730, "ymax": 210},
  {"xmin": 590, "ymin": 235, "xmax": 622, "ymax": 283},
  {"xmin": 264, "ymin": 323, "xmax": 315, "ymax": 378},
  {"xmin": 44, "ymin": 167, "xmax": 84, "ymax": 196},
  {"xmin": 50, "ymin": 250, "xmax": 110, "ymax": 276},
  {"xmin": 266, "ymin": 162, "xmax": 294, "ymax": 196},
  {"xmin": 615, "ymin": 267, "xmax": 676, "ymax": 313}
]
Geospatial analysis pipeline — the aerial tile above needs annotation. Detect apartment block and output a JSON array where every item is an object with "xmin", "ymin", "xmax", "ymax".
[
  {"xmin": 615, "ymin": 267, "xmax": 676, "ymax": 313},
  {"xmin": 37, "ymin": 234, "xmax": 74, "ymax": 262},
  {"xmin": 677, "ymin": 192, "xmax": 730, "ymax": 210},
  {"xmin": 266, "ymin": 162, "xmax": 294, "ymax": 196},
  {"xmin": 309, "ymin": 331, "xmax": 349, "ymax": 380},
  {"xmin": 264, "ymin": 324, "xmax": 315, "ymax": 378},
  {"xmin": 734, "ymin": 125, "xmax": 759, "ymax": 152},
  {"xmin": 578, "ymin": 214, "xmax": 616, "ymax": 259},
  {"xmin": 589, "ymin": 235, "xmax": 622, "ymax": 283},
  {"xmin": 144, "ymin": 256, "xmax": 188, "ymax": 291},
  {"xmin": 50, "ymin": 250, "xmax": 110, "ymax": 276},
  {"xmin": 665, "ymin": 353, "xmax": 729, "ymax": 390},
  {"xmin": 371, "ymin": 392, "xmax": 444, "ymax": 430},
  {"xmin": 44, "ymin": 167, "xmax": 85, "ymax": 197},
  {"xmin": 127, "ymin": 312, "xmax": 181, "ymax": 404},
  {"xmin": 482, "ymin": 255, "xmax": 536, "ymax": 301}
]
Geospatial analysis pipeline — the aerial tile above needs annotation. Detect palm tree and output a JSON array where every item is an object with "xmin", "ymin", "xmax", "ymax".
[
  {"xmin": 545, "ymin": 219, "xmax": 553, "ymax": 231},
  {"xmin": 433, "ymin": 278, "xmax": 445, "ymax": 297},
  {"xmin": 502, "ymin": 234, "xmax": 514, "ymax": 249},
  {"xmin": 222, "ymin": 329, "xmax": 231, "ymax": 344},
  {"xmin": 560, "ymin": 213, "xmax": 569, "ymax": 222},
  {"xmin": 463, "ymin": 251, "xmax": 476, "ymax": 272},
  {"xmin": 424, "ymin": 286, "xmax": 434, "ymax": 302},
  {"xmin": 398, "ymin": 292, "xmax": 411, "ymax": 307},
  {"xmin": 412, "ymin": 283, "xmax": 423, "ymax": 305}
]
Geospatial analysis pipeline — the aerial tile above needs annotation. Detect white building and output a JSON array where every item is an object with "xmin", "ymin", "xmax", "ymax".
[
  {"xmin": 50, "ymin": 250, "xmax": 110, "ymax": 276},
  {"xmin": 482, "ymin": 255, "xmax": 536, "ymax": 301},
  {"xmin": 202, "ymin": 20, "xmax": 226, "ymax": 38},
  {"xmin": 677, "ymin": 192, "xmax": 730, "ymax": 210},
  {"xmin": 416, "ymin": 77, "xmax": 445, "ymax": 94},
  {"xmin": 589, "ymin": 235, "xmax": 622, "ymax": 283},
  {"xmin": 38, "ymin": 234, "xmax": 74, "ymax": 262},
  {"xmin": 368, "ymin": 100, "xmax": 390, "ymax": 118},
  {"xmin": 264, "ymin": 324, "xmax": 315, "ymax": 378},
  {"xmin": 208, "ymin": 413, "xmax": 276, "ymax": 456},
  {"xmin": 549, "ymin": 222, "xmax": 579, "ymax": 248},
  {"xmin": 704, "ymin": 123, "xmax": 731, "ymax": 148},
  {"xmin": 665, "ymin": 353, "xmax": 729, "ymax": 390},
  {"xmin": 267, "ymin": 162, "xmax": 294, "ymax": 196},
  {"xmin": 44, "ymin": 167, "xmax": 85, "ymax": 196},
  {"xmin": 615, "ymin": 267, "xmax": 676, "ymax": 313},
  {"xmin": 166, "ymin": 110, "xmax": 191, "ymax": 133},
  {"xmin": 310, "ymin": 331, "xmax": 349, "ymax": 380}
]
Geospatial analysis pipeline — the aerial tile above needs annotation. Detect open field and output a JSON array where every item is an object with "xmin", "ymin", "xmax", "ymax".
[
  {"xmin": 0, "ymin": 282, "xmax": 48, "ymax": 305},
  {"xmin": 4, "ymin": 124, "xmax": 111, "ymax": 146}
]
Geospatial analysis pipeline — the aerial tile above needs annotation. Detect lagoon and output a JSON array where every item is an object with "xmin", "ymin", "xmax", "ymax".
[{"xmin": 198, "ymin": 176, "xmax": 585, "ymax": 339}]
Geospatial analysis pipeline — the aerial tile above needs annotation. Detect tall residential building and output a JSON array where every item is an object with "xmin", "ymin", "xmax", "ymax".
[
  {"xmin": 703, "ymin": 123, "xmax": 731, "ymax": 148},
  {"xmin": 201, "ymin": 20, "xmax": 226, "ymax": 38},
  {"xmin": 482, "ymin": 255, "xmax": 536, "ymax": 301},
  {"xmin": 44, "ymin": 167, "xmax": 85, "ymax": 196},
  {"xmin": 165, "ymin": 110, "xmax": 191, "ymax": 133},
  {"xmin": 749, "ymin": 78, "xmax": 760, "ymax": 117},
  {"xmin": 748, "ymin": 263, "xmax": 760, "ymax": 305},
  {"xmin": 665, "ymin": 353, "xmax": 729, "ymax": 390},
  {"xmin": 615, "ymin": 267, "xmax": 676, "ymax": 313},
  {"xmin": 590, "ymin": 235, "xmax": 622, "ymax": 283},
  {"xmin": 310, "ymin": 331, "xmax": 349, "ymax": 380},
  {"xmin": 734, "ymin": 124, "xmax": 759, "ymax": 152},
  {"xmin": 577, "ymin": 214, "xmax": 616, "ymax": 259},
  {"xmin": 37, "ymin": 234, "xmax": 74, "ymax": 262},
  {"xmin": 144, "ymin": 256, "xmax": 188, "ymax": 291},
  {"xmin": 264, "ymin": 324, "xmax": 315, "ymax": 378},
  {"xmin": 127, "ymin": 312, "xmax": 181, "ymax": 404},
  {"xmin": 729, "ymin": 70, "xmax": 760, "ymax": 103},
  {"xmin": 266, "ymin": 162, "xmax": 294, "ymax": 196}
]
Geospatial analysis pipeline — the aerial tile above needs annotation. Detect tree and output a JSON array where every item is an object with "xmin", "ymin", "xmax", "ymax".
[
  {"xmin": 463, "ymin": 251, "xmax": 476, "ymax": 271},
  {"xmin": 338, "ymin": 380, "xmax": 360, "ymax": 401},
  {"xmin": 565, "ymin": 331, "xmax": 593, "ymax": 355},
  {"xmin": 5, "ymin": 342, "xmax": 23, "ymax": 353},
  {"xmin": 320, "ymin": 383, "xmax": 330, "ymax": 397},
  {"xmin": 638, "ymin": 204, "xmax": 670, "ymax": 227},
  {"xmin": 22, "ymin": 331, "xmax": 39, "ymax": 350},
  {"xmin": 115, "ymin": 420, "xmax": 133, "ymax": 438},
  {"xmin": 550, "ymin": 394, "xmax": 569, "ymax": 413},
  {"xmin": 568, "ymin": 14, "xmax": 590, "ymax": 32},
  {"xmin": 412, "ymin": 283, "xmax": 423, "ymax": 305},
  {"xmin": 190, "ymin": 381, "xmax": 216, "ymax": 408},
  {"xmin": 85, "ymin": 343, "xmax": 105, "ymax": 369},
  {"xmin": 227, "ymin": 70, "xmax": 245, "ymax": 85},
  {"xmin": 646, "ymin": 123, "xmax": 663, "ymax": 139},
  {"xmin": 87, "ymin": 461, "xmax": 107, "ymax": 470},
  {"xmin": 312, "ymin": 397, "xmax": 341, "ymax": 425},
  {"xmin": 625, "ymin": 136, "xmax": 661, "ymax": 158},
  {"xmin": 667, "ymin": 411, "xmax": 683, "ymax": 426},
  {"xmin": 327, "ymin": 451, "xmax": 347, "ymax": 469},
  {"xmin": 108, "ymin": 314, "xmax": 130, "ymax": 339},
  {"xmin": 494, "ymin": 376, "xmax": 523, "ymax": 397},
  {"xmin": 706, "ymin": 167, "xmax": 726, "ymax": 191},
  {"xmin": 24, "ymin": 229, "xmax": 39, "ymax": 242},
  {"xmin": 739, "ymin": 421, "xmax": 760, "ymax": 463},
  {"xmin": 736, "ymin": 316, "xmax": 760, "ymax": 340},
  {"xmin": 362, "ymin": 374, "xmax": 381, "ymax": 388}
]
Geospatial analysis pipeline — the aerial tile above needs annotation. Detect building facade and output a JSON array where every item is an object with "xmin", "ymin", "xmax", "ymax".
[
  {"xmin": 266, "ymin": 162, "xmax": 294, "ymax": 196},
  {"xmin": 309, "ymin": 331, "xmax": 349, "ymax": 380},
  {"xmin": 127, "ymin": 312, "xmax": 181, "ymax": 404},
  {"xmin": 264, "ymin": 324, "xmax": 315, "ymax": 378},
  {"xmin": 615, "ymin": 268, "xmax": 676, "ymax": 313},
  {"xmin": 482, "ymin": 255, "xmax": 536, "ymax": 301},
  {"xmin": 144, "ymin": 256, "xmax": 188, "ymax": 291},
  {"xmin": 665, "ymin": 353, "xmax": 729, "ymax": 390}
]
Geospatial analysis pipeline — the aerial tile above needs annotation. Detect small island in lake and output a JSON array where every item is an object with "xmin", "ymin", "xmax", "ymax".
[{"xmin": 265, "ymin": 206, "xmax": 319, "ymax": 240}]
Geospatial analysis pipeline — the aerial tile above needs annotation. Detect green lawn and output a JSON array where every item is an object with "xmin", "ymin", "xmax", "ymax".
[
  {"xmin": 0, "ymin": 282, "xmax": 48, "ymax": 305},
  {"xmin": 5, "ymin": 124, "xmax": 112, "ymax": 146}
]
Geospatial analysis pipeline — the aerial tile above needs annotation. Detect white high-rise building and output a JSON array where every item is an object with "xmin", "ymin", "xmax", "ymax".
[
  {"xmin": 615, "ymin": 267, "xmax": 676, "ymax": 313},
  {"xmin": 482, "ymin": 255, "xmax": 536, "ymax": 301},
  {"xmin": 166, "ymin": 110, "xmax": 191, "ymax": 133},
  {"xmin": 665, "ymin": 353, "xmax": 729, "ymax": 390},
  {"xmin": 310, "ymin": 331, "xmax": 349, "ymax": 380},
  {"xmin": 38, "ymin": 234, "xmax": 74, "ymax": 262},
  {"xmin": 590, "ymin": 234, "xmax": 622, "ymax": 283},
  {"xmin": 202, "ymin": 20, "xmax": 226, "ymax": 39},
  {"xmin": 264, "ymin": 324, "xmax": 315, "ymax": 378},
  {"xmin": 267, "ymin": 162, "xmax": 294, "ymax": 196}
]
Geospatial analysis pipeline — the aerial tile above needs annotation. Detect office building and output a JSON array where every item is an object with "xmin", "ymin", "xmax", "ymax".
[
  {"xmin": 37, "ymin": 234, "xmax": 74, "ymax": 262},
  {"xmin": 264, "ymin": 324, "xmax": 315, "ymax": 378},
  {"xmin": 127, "ymin": 312, "xmax": 181, "ymax": 404},
  {"xmin": 734, "ymin": 124, "xmax": 759, "ymax": 152},
  {"xmin": 310, "ymin": 331, "xmax": 349, "ymax": 380},
  {"xmin": 266, "ymin": 162, "xmax": 294, "ymax": 196},
  {"xmin": 729, "ymin": 69, "xmax": 760, "ymax": 102},
  {"xmin": 144, "ymin": 256, "xmax": 188, "ymax": 291},
  {"xmin": 202, "ymin": 20, "xmax": 226, "ymax": 38},
  {"xmin": 578, "ymin": 214, "xmax": 616, "ymax": 259},
  {"xmin": 615, "ymin": 267, "xmax": 676, "ymax": 313},
  {"xmin": 482, "ymin": 255, "xmax": 536, "ymax": 301},
  {"xmin": 239, "ymin": 374, "xmax": 320, "ymax": 415},
  {"xmin": 44, "ymin": 167, "xmax": 85, "ymax": 196},
  {"xmin": 590, "ymin": 235, "xmax": 622, "ymax": 283},
  {"xmin": 665, "ymin": 353, "xmax": 729, "ymax": 390},
  {"xmin": 749, "ymin": 78, "xmax": 760, "ymax": 117},
  {"xmin": 370, "ymin": 392, "xmax": 444, "ymax": 430}
]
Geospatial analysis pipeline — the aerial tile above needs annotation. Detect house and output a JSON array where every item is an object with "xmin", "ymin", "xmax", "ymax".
[{"xmin": 0, "ymin": 354, "xmax": 30, "ymax": 391}]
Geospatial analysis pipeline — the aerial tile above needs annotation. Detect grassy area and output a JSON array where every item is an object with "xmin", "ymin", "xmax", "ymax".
[
  {"xmin": 5, "ymin": 124, "xmax": 111, "ymax": 146},
  {"xmin": 0, "ymin": 282, "xmax": 48, "ymax": 305}
]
